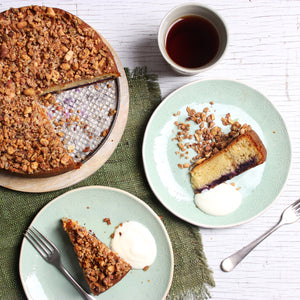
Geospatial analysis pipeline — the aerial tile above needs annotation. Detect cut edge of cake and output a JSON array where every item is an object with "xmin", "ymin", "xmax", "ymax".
[
  {"xmin": 190, "ymin": 130, "xmax": 267, "ymax": 193},
  {"xmin": 41, "ymin": 74, "xmax": 118, "ymax": 95},
  {"xmin": 62, "ymin": 218, "xmax": 132, "ymax": 295}
]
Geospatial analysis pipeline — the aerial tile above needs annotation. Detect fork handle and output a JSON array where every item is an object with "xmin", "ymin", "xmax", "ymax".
[
  {"xmin": 57, "ymin": 264, "xmax": 95, "ymax": 300},
  {"xmin": 220, "ymin": 219, "xmax": 283, "ymax": 272}
]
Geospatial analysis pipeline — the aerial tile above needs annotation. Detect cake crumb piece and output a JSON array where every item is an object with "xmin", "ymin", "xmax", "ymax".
[
  {"xmin": 101, "ymin": 129, "xmax": 109, "ymax": 137},
  {"xmin": 109, "ymin": 108, "xmax": 117, "ymax": 116},
  {"xmin": 103, "ymin": 218, "xmax": 111, "ymax": 225},
  {"xmin": 83, "ymin": 146, "xmax": 90, "ymax": 153},
  {"xmin": 67, "ymin": 144, "xmax": 75, "ymax": 153}
]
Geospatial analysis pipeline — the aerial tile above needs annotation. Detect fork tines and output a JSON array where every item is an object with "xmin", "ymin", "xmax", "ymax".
[
  {"xmin": 292, "ymin": 199, "xmax": 300, "ymax": 214},
  {"xmin": 292, "ymin": 198, "xmax": 300, "ymax": 208},
  {"xmin": 24, "ymin": 227, "xmax": 55, "ymax": 260}
]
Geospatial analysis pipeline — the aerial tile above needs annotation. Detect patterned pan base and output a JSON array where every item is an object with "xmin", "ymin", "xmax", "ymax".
[{"xmin": 48, "ymin": 79, "xmax": 119, "ymax": 163}]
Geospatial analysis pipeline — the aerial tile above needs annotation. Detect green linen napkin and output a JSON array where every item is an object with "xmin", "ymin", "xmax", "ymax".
[{"xmin": 0, "ymin": 67, "xmax": 215, "ymax": 300}]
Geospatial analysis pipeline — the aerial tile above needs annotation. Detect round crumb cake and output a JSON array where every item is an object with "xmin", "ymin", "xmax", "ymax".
[{"xmin": 0, "ymin": 5, "xmax": 120, "ymax": 177}]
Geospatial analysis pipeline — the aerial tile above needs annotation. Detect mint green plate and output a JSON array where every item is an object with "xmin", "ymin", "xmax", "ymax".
[
  {"xmin": 19, "ymin": 186, "xmax": 173, "ymax": 300},
  {"xmin": 142, "ymin": 80, "xmax": 291, "ymax": 228}
]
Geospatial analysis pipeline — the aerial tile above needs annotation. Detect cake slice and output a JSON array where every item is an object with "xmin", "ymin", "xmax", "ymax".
[
  {"xmin": 0, "ymin": 6, "xmax": 120, "ymax": 97},
  {"xmin": 0, "ymin": 94, "xmax": 78, "ymax": 177},
  {"xmin": 190, "ymin": 130, "xmax": 267, "ymax": 193},
  {"xmin": 62, "ymin": 218, "xmax": 132, "ymax": 295}
]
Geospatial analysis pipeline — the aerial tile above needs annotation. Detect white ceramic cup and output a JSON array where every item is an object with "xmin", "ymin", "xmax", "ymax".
[{"xmin": 158, "ymin": 3, "xmax": 228, "ymax": 75}]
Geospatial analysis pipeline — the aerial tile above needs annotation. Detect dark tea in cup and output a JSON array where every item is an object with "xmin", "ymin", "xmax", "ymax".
[
  {"xmin": 158, "ymin": 4, "xmax": 227, "ymax": 75},
  {"xmin": 165, "ymin": 15, "xmax": 220, "ymax": 69}
]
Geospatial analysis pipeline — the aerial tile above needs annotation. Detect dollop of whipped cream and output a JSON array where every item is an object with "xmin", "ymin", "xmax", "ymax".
[
  {"xmin": 194, "ymin": 183, "xmax": 242, "ymax": 216},
  {"xmin": 111, "ymin": 221, "xmax": 157, "ymax": 269}
]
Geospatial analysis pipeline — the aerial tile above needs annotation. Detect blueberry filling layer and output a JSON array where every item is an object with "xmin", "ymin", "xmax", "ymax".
[{"xmin": 194, "ymin": 157, "xmax": 257, "ymax": 193}]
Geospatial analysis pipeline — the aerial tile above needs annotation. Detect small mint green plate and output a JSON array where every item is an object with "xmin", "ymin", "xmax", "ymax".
[
  {"xmin": 142, "ymin": 79, "xmax": 291, "ymax": 228},
  {"xmin": 19, "ymin": 186, "xmax": 173, "ymax": 300}
]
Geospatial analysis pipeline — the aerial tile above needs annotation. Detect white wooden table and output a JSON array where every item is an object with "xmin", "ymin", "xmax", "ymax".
[{"xmin": 2, "ymin": 0, "xmax": 300, "ymax": 299}]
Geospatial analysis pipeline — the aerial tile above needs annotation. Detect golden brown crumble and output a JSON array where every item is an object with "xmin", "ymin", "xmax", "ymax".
[
  {"xmin": 143, "ymin": 266, "xmax": 150, "ymax": 271},
  {"xmin": 108, "ymin": 108, "xmax": 117, "ymax": 116},
  {"xmin": 0, "ymin": 94, "xmax": 75, "ymax": 175},
  {"xmin": 173, "ymin": 105, "xmax": 252, "ymax": 169},
  {"xmin": 103, "ymin": 218, "xmax": 111, "ymax": 225},
  {"xmin": 101, "ymin": 129, "xmax": 109, "ymax": 137}
]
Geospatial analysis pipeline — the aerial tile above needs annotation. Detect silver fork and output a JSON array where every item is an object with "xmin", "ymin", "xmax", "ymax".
[
  {"xmin": 24, "ymin": 226, "xmax": 95, "ymax": 300},
  {"xmin": 221, "ymin": 198, "xmax": 300, "ymax": 272}
]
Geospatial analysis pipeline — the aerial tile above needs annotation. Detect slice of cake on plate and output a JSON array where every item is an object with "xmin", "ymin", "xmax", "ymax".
[
  {"xmin": 190, "ymin": 130, "xmax": 267, "ymax": 193},
  {"xmin": 0, "ymin": 94, "xmax": 77, "ymax": 176},
  {"xmin": 62, "ymin": 218, "xmax": 132, "ymax": 295}
]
